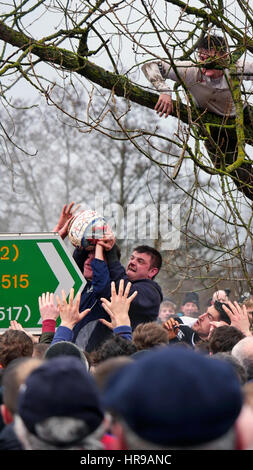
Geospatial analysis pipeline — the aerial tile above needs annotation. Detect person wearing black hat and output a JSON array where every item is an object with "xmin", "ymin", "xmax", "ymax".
[
  {"xmin": 178, "ymin": 291, "xmax": 200, "ymax": 318},
  {"xmin": 14, "ymin": 356, "xmax": 106, "ymax": 450},
  {"xmin": 102, "ymin": 346, "xmax": 253, "ymax": 449},
  {"xmin": 44, "ymin": 341, "xmax": 90, "ymax": 370}
]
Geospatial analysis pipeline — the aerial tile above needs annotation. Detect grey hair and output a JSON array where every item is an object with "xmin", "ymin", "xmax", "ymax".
[
  {"xmin": 232, "ymin": 337, "xmax": 253, "ymax": 361},
  {"xmin": 14, "ymin": 414, "xmax": 105, "ymax": 450},
  {"xmin": 118, "ymin": 419, "xmax": 236, "ymax": 450},
  {"xmin": 232, "ymin": 337, "xmax": 253, "ymax": 379}
]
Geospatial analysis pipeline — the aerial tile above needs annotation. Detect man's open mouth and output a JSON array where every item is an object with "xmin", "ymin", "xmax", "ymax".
[{"xmin": 127, "ymin": 266, "xmax": 136, "ymax": 272}]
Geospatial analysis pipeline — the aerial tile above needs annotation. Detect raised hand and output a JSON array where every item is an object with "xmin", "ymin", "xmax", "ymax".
[
  {"xmin": 38, "ymin": 292, "xmax": 60, "ymax": 322},
  {"xmin": 9, "ymin": 320, "xmax": 38, "ymax": 343},
  {"xmin": 100, "ymin": 280, "xmax": 137, "ymax": 330},
  {"xmin": 97, "ymin": 225, "xmax": 116, "ymax": 251},
  {"xmin": 56, "ymin": 288, "xmax": 90, "ymax": 330},
  {"xmin": 52, "ymin": 202, "xmax": 81, "ymax": 239},
  {"xmin": 222, "ymin": 301, "xmax": 252, "ymax": 337}
]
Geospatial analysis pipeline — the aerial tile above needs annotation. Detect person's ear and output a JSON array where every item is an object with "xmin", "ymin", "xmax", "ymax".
[
  {"xmin": 235, "ymin": 404, "xmax": 253, "ymax": 450},
  {"xmin": 1, "ymin": 404, "xmax": 13, "ymax": 425},
  {"xmin": 148, "ymin": 267, "xmax": 158, "ymax": 279},
  {"xmin": 111, "ymin": 421, "xmax": 128, "ymax": 450}
]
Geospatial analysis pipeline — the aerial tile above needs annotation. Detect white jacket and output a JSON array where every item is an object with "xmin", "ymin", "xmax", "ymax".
[{"xmin": 142, "ymin": 59, "xmax": 253, "ymax": 116}]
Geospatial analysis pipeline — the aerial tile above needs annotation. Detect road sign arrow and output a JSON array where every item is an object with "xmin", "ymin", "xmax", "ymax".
[
  {"xmin": 0, "ymin": 233, "xmax": 86, "ymax": 332},
  {"xmin": 37, "ymin": 242, "xmax": 78, "ymax": 325}
]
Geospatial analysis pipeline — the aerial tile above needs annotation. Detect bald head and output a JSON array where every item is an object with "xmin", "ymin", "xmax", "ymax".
[
  {"xmin": 232, "ymin": 337, "xmax": 253, "ymax": 380},
  {"xmin": 232, "ymin": 337, "xmax": 253, "ymax": 362}
]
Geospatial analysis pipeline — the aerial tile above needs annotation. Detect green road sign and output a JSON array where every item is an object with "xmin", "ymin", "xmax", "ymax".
[{"xmin": 0, "ymin": 233, "xmax": 86, "ymax": 332}]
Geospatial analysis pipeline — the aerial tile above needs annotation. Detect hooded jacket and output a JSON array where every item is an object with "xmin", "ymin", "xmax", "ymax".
[
  {"xmin": 51, "ymin": 245, "xmax": 163, "ymax": 351},
  {"xmin": 107, "ymin": 258, "xmax": 163, "ymax": 328},
  {"xmin": 51, "ymin": 254, "xmax": 112, "ymax": 352}
]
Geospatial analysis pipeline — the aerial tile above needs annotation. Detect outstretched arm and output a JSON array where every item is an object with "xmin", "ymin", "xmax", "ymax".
[
  {"xmin": 222, "ymin": 301, "xmax": 252, "ymax": 337},
  {"xmin": 50, "ymin": 288, "xmax": 91, "ymax": 345},
  {"xmin": 142, "ymin": 61, "xmax": 173, "ymax": 117},
  {"xmin": 52, "ymin": 202, "xmax": 80, "ymax": 239},
  {"xmin": 100, "ymin": 280, "xmax": 137, "ymax": 332},
  {"xmin": 209, "ymin": 301, "xmax": 252, "ymax": 339},
  {"xmin": 39, "ymin": 292, "xmax": 60, "ymax": 322},
  {"xmin": 38, "ymin": 291, "xmax": 60, "ymax": 343},
  {"xmin": 96, "ymin": 225, "xmax": 116, "ymax": 252},
  {"xmin": 56, "ymin": 288, "xmax": 90, "ymax": 330}
]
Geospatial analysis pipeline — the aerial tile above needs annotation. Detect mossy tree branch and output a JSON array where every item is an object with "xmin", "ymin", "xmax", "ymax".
[{"xmin": 0, "ymin": 17, "xmax": 253, "ymax": 199}]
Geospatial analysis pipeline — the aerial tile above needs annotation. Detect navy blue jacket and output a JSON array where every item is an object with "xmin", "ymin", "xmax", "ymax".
[
  {"xmin": 107, "ymin": 260, "xmax": 163, "ymax": 328},
  {"xmin": 52, "ymin": 246, "xmax": 163, "ymax": 351},
  {"xmin": 52, "ymin": 255, "xmax": 112, "ymax": 352},
  {"xmin": 73, "ymin": 245, "xmax": 163, "ymax": 326},
  {"xmin": 0, "ymin": 423, "xmax": 23, "ymax": 450}
]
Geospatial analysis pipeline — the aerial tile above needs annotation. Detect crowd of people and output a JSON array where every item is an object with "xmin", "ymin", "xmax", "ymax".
[
  {"xmin": 0, "ymin": 202, "xmax": 253, "ymax": 452},
  {"xmin": 1, "ymin": 32, "xmax": 253, "ymax": 452}
]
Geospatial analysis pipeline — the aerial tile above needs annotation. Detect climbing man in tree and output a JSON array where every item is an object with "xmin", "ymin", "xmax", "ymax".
[{"xmin": 142, "ymin": 34, "xmax": 253, "ymax": 198}]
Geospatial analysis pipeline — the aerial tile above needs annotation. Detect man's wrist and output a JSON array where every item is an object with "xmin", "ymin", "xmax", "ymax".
[
  {"xmin": 95, "ymin": 243, "xmax": 105, "ymax": 261},
  {"xmin": 42, "ymin": 319, "xmax": 56, "ymax": 333},
  {"xmin": 60, "ymin": 322, "xmax": 74, "ymax": 330},
  {"xmin": 160, "ymin": 91, "xmax": 172, "ymax": 97},
  {"xmin": 114, "ymin": 323, "xmax": 131, "ymax": 330}
]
